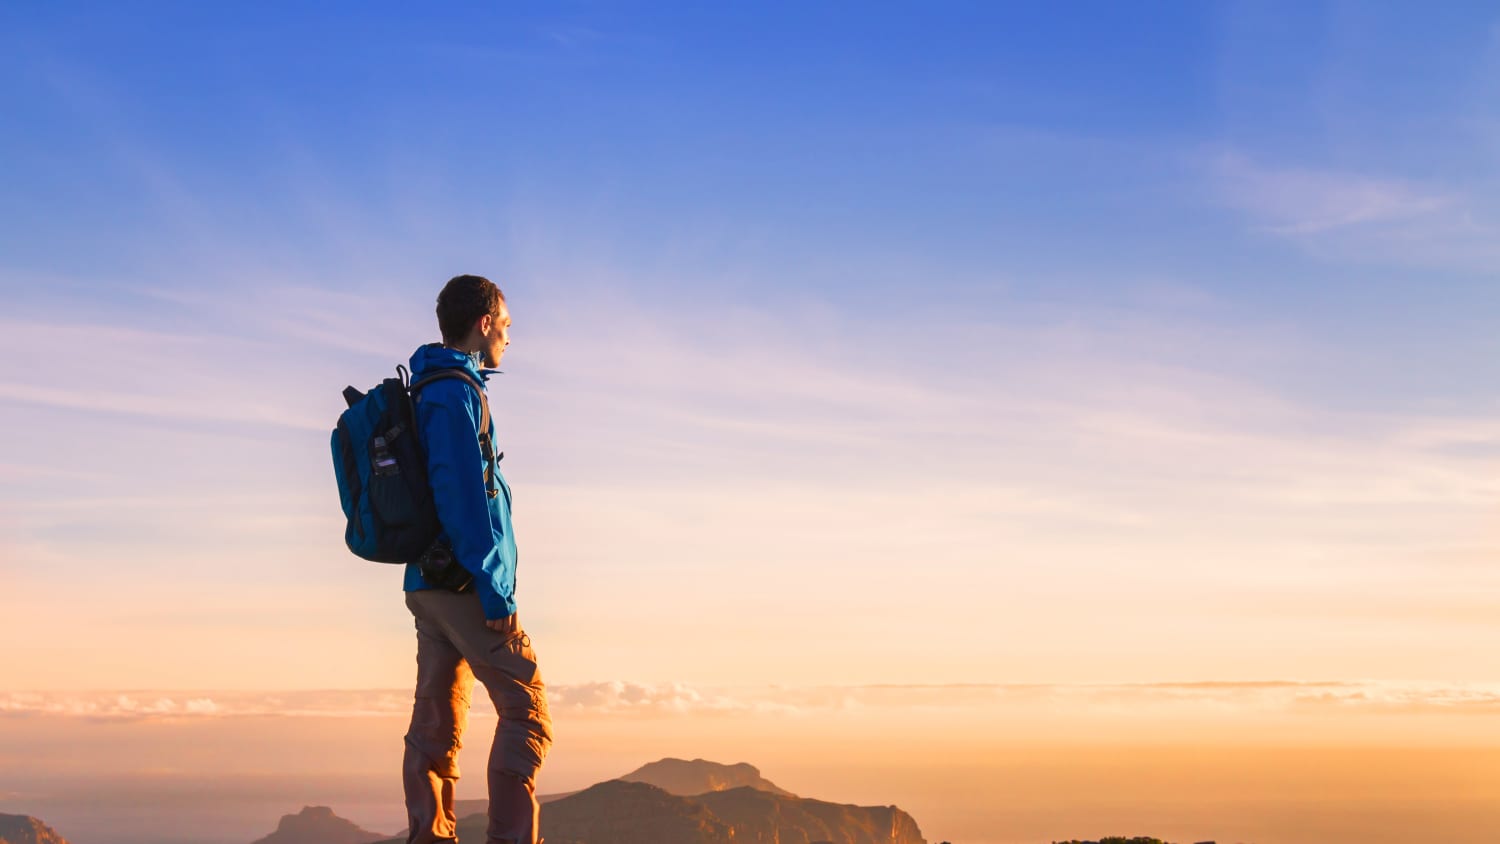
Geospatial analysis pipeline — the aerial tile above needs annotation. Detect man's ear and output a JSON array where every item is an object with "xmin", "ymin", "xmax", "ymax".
[{"xmin": 475, "ymin": 313, "xmax": 493, "ymax": 336}]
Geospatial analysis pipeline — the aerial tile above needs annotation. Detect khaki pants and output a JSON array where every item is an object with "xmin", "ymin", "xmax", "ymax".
[{"xmin": 402, "ymin": 589, "xmax": 554, "ymax": 844}]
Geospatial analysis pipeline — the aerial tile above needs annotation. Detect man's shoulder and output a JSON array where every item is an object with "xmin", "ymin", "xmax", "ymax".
[
  {"xmin": 415, "ymin": 372, "xmax": 483, "ymax": 415},
  {"xmin": 417, "ymin": 369, "xmax": 480, "ymax": 389}
]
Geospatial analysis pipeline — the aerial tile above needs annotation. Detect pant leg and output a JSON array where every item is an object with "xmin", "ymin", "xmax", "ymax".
[
  {"xmin": 475, "ymin": 629, "xmax": 551, "ymax": 844},
  {"xmin": 413, "ymin": 590, "xmax": 554, "ymax": 844},
  {"xmin": 403, "ymin": 591, "xmax": 476, "ymax": 844},
  {"xmin": 475, "ymin": 628, "xmax": 552, "ymax": 788}
]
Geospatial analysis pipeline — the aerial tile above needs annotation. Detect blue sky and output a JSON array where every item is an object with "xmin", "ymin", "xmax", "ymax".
[
  {"xmin": 5, "ymin": 3, "xmax": 1497, "ymax": 387},
  {"xmin": 1, "ymin": 2, "xmax": 1498, "ymax": 700}
]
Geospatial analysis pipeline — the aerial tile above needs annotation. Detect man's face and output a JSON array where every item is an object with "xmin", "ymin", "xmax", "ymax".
[{"xmin": 480, "ymin": 300, "xmax": 511, "ymax": 368}]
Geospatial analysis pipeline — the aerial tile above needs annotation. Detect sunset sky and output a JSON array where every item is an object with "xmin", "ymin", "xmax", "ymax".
[{"xmin": 3, "ymin": 3, "xmax": 1499, "ymax": 843}]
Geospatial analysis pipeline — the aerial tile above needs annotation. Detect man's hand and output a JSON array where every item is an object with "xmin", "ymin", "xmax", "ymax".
[{"xmin": 485, "ymin": 613, "xmax": 519, "ymax": 635}]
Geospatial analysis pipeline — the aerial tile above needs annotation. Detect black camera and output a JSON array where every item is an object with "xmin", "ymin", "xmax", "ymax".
[{"xmin": 416, "ymin": 541, "xmax": 474, "ymax": 593}]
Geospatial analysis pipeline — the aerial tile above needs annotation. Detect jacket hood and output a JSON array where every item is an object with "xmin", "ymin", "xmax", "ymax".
[{"xmin": 408, "ymin": 342, "xmax": 500, "ymax": 385}]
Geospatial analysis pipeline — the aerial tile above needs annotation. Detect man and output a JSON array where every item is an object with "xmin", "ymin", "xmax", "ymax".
[{"xmin": 402, "ymin": 274, "xmax": 553, "ymax": 844}]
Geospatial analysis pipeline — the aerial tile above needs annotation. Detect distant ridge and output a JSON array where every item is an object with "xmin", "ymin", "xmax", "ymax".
[
  {"xmin": 620, "ymin": 757, "xmax": 796, "ymax": 797},
  {"xmin": 697, "ymin": 785, "xmax": 924, "ymax": 843},
  {"xmin": 356, "ymin": 758, "xmax": 927, "ymax": 844},
  {"xmin": 446, "ymin": 756, "xmax": 780, "ymax": 822},
  {"xmin": 248, "ymin": 806, "xmax": 385, "ymax": 844},
  {"xmin": 452, "ymin": 789, "xmax": 577, "ymax": 820},
  {"xmin": 0, "ymin": 813, "xmax": 71, "ymax": 844},
  {"xmin": 541, "ymin": 779, "xmax": 924, "ymax": 844},
  {"xmin": 529, "ymin": 780, "xmax": 737, "ymax": 844},
  {"xmin": 386, "ymin": 778, "xmax": 928, "ymax": 844}
]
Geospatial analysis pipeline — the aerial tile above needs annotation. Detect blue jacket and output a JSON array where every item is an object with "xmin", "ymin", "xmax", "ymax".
[{"xmin": 402, "ymin": 343, "xmax": 519, "ymax": 619}]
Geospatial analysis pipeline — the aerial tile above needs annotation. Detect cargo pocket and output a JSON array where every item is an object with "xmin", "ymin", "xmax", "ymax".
[{"xmin": 488, "ymin": 630, "xmax": 541, "ymax": 686}]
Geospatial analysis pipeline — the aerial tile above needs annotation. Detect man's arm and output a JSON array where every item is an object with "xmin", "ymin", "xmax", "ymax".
[{"xmin": 421, "ymin": 385, "xmax": 517, "ymax": 620}]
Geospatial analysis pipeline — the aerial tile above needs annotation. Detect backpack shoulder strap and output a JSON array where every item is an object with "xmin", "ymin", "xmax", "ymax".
[
  {"xmin": 410, "ymin": 369, "xmax": 497, "ymax": 496},
  {"xmin": 411, "ymin": 369, "xmax": 489, "ymax": 437}
]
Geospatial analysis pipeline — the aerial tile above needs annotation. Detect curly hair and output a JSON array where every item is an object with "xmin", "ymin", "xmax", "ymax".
[{"xmin": 435, "ymin": 274, "xmax": 506, "ymax": 344}]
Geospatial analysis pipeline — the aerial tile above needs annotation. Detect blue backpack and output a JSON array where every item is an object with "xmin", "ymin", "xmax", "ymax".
[{"xmin": 330, "ymin": 365, "xmax": 490, "ymax": 563}]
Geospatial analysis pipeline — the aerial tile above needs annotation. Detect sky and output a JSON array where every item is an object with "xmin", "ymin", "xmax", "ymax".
[{"xmin": 2, "ymin": 2, "xmax": 1499, "ymax": 842}]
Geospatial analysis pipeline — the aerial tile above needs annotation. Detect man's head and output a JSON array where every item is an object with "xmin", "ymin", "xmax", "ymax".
[{"xmin": 436, "ymin": 274, "xmax": 510, "ymax": 368}]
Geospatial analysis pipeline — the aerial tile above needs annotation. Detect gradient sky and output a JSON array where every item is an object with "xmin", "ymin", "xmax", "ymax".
[{"xmin": 2, "ymin": 3, "xmax": 1499, "ymax": 841}]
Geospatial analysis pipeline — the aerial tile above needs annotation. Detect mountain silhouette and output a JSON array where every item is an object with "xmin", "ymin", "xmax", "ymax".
[
  {"xmin": 696, "ymin": 785, "xmax": 925, "ymax": 843},
  {"xmin": 390, "ymin": 779, "xmax": 927, "ymax": 844},
  {"xmin": 247, "ymin": 805, "xmax": 386, "ymax": 844},
  {"xmin": 0, "ymin": 814, "xmax": 71, "ymax": 844},
  {"xmin": 620, "ymin": 757, "xmax": 796, "ymax": 797},
  {"xmin": 451, "ymin": 788, "xmax": 577, "ymax": 820},
  {"xmin": 447, "ymin": 757, "xmax": 791, "ymax": 823},
  {"xmin": 7, "ymin": 801, "xmax": 1204, "ymax": 844},
  {"xmin": 370, "ymin": 779, "xmax": 733, "ymax": 844},
  {"xmin": 527, "ymin": 779, "xmax": 738, "ymax": 844},
  {"xmin": 257, "ymin": 758, "xmax": 926, "ymax": 844}
]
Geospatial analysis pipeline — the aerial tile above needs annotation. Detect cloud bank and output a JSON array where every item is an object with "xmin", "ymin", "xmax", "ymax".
[{"xmin": 5, "ymin": 680, "xmax": 1498, "ymax": 723}]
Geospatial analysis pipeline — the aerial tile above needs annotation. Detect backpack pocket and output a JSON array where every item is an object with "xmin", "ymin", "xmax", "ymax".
[{"xmin": 368, "ymin": 431, "xmax": 423, "ymax": 528}]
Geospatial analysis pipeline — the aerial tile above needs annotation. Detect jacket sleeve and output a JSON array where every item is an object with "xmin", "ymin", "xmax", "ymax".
[{"xmin": 421, "ymin": 385, "xmax": 517, "ymax": 619}]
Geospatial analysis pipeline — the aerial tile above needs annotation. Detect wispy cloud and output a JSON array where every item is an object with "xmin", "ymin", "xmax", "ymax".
[
  {"xmin": 7, "ymin": 681, "xmax": 1499, "ymax": 723},
  {"xmin": 0, "ymin": 317, "xmax": 328, "ymax": 431},
  {"xmin": 548, "ymin": 681, "xmax": 800, "ymax": 716},
  {"xmin": 1208, "ymin": 151, "xmax": 1500, "ymax": 271},
  {"xmin": 1213, "ymin": 151, "xmax": 1452, "ymax": 235}
]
